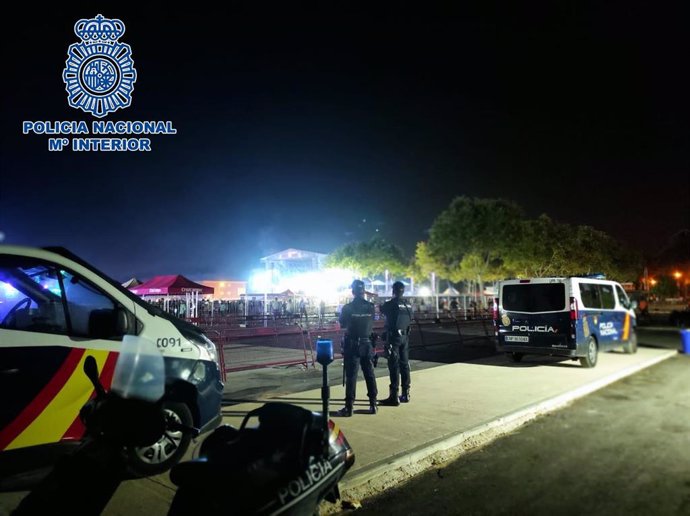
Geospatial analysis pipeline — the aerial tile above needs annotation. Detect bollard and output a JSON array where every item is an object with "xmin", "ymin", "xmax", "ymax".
[
  {"xmin": 316, "ymin": 339, "xmax": 334, "ymax": 455},
  {"xmin": 680, "ymin": 329, "xmax": 690, "ymax": 354}
]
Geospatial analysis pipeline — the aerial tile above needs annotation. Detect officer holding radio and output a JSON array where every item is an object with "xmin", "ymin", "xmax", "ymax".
[
  {"xmin": 336, "ymin": 280, "xmax": 378, "ymax": 417},
  {"xmin": 379, "ymin": 281, "xmax": 412, "ymax": 406}
]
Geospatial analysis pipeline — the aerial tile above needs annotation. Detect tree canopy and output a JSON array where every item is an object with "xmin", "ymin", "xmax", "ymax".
[
  {"xmin": 325, "ymin": 237, "xmax": 407, "ymax": 278},
  {"xmin": 426, "ymin": 197, "xmax": 524, "ymax": 284},
  {"xmin": 419, "ymin": 197, "xmax": 641, "ymax": 283},
  {"xmin": 410, "ymin": 241, "xmax": 447, "ymax": 281},
  {"xmin": 503, "ymin": 218, "xmax": 641, "ymax": 281},
  {"xmin": 326, "ymin": 197, "xmax": 642, "ymax": 287}
]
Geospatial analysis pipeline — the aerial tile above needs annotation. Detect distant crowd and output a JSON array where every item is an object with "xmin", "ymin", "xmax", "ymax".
[
  {"xmin": 146, "ymin": 297, "xmax": 327, "ymax": 319},
  {"xmin": 144, "ymin": 295, "xmax": 492, "ymax": 321}
]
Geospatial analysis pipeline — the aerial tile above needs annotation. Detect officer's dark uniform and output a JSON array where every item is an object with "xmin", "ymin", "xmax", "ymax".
[
  {"xmin": 379, "ymin": 281, "xmax": 412, "ymax": 405},
  {"xmin": 337, "ymin": 280, "xmax": 378, "ymax": 417}
]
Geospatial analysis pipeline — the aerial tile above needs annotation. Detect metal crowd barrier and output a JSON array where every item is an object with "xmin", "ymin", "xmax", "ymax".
[{"xmin": 193, "ymin": 313, "xmax": 495, "ymax": 380}]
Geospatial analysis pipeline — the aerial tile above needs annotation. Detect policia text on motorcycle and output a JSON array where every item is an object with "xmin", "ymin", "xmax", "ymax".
[
  {"xmin": 379, "ymin": 281, "xmax": 412, "ymax": 406},
  {"xmin": 337, "ymin": 280, "xmax": 378, "ymax": 417}
]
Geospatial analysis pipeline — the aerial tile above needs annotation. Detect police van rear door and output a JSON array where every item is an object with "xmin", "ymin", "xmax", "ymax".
[{"xmin": 498, "ymin": 279, "xmax": 571, "ymax": 351}]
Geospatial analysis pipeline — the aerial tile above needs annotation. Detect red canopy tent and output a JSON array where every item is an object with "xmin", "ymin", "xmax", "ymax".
[
  {"xmin": 130, "ymin": 275, "xmax": 214, "ymax": 296},
  {"xmin": 130, "ymin": 275, "xmax": 214, "ymax": 318}
]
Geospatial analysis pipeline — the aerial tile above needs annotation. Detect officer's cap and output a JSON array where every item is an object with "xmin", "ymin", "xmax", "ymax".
[{"xmin": 351, "ymin": 279, "xmax": 365, "ymax": 294}]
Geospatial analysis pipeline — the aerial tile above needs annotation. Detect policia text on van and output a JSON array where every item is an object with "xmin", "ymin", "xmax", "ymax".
[
  {"xmin": 494, "ymin": 277, "xmax": 637, "ymax": 368},
  {"xmin": 0, "ymin": 246, "xmax": 223, "ymax": 480}
]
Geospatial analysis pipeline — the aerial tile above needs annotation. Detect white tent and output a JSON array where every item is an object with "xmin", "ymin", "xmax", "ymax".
[{"xmin": 121, "ymin": 277, "xmax": 142, "ymax": 288}]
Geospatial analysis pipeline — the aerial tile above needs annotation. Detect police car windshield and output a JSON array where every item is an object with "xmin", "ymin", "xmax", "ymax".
[{"xmin": 503, "ymin": 283, "xmax": 566, "ymax": 312}]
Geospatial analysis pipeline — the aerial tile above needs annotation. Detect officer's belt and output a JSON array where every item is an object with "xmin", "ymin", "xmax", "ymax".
[{"xmin": 346, "ymin": 336, "xmax": 371, "ymax": 343}]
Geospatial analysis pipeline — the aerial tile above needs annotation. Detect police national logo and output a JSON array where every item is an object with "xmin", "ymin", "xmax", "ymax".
[
  {"xmin": 62, "ymin": 14, "xmax": 137, "ymax": 118},
  {"xmin": 23, "ymin": 14, "xmax": 175, "ymax": 151}
]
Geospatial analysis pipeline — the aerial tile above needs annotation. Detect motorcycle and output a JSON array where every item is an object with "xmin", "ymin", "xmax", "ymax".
[
  {"xmin": 168, "ymin": 338, "xmax": 354, "ymax": 514},
  {"xmin": 13, "ymin": 336, "xmax": 354, "ymax": 515}
]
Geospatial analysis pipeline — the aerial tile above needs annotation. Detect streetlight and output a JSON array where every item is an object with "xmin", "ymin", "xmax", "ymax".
[{"xmin": 673, "ymin": 271, "xmax": 683, "ymax": 298}]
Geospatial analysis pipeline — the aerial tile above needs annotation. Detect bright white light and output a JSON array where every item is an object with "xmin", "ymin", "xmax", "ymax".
[
  {"xmin": 248, "ymin": 267, "xmax": 356, "ymax": 302},
  {"xmin": 1, "ymin": 281, "xmax": 19, "ymax": 298},
  {"xmin": 285, "ymin": 268, "xmax": 355, "ymax": 302},
  {"xmin": 248, "ymin": 269, "xmax": 273, "ymax": 293},
  {"xmin": 418, "ymin": 286, "xmax": 431, "ymax": 297}
]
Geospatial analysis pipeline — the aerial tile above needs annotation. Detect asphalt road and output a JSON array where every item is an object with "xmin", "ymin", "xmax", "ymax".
[{"xmin": 350, "ymin": 352, "xmax": 690, "ymax": 516}]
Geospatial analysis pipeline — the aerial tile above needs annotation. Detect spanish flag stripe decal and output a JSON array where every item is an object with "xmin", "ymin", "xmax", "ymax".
[
  {"xmin": 60, "ymin": 407, "xmax": 87, "ymax": 443},
  {"xmin": 0, "ymin": 347, "xmax": 86, "ymax": 450},
  {"xmin": 623, "ymin": 313, "xmax": 630, "ymax": 341},
  {"xmin": 99, "ymin": 350, "xmax": 120, "ymax": 391},
  {"xmin": 61, "ymin": 351, "xmax": 119, "ymax": 441},
  {"xmin": 7, "ymin": 351, "xmax": 110, "ymax": 450}
]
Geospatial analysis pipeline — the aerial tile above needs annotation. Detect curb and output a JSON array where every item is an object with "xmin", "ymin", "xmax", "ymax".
[{"xmin": 334, "ymin": 349, "xmax": 677, "ymax": 504}]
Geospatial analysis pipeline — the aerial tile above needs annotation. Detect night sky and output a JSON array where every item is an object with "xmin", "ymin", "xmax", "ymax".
[{"xmin": 1, "ymin": 2, "xmax": 687, "ymax": 281}]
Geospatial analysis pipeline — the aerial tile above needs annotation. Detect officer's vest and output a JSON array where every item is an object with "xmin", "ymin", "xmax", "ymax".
[
  {"xmin": 345, "ymin": 299, "xmax": 374, "ymax": 339},
  {"xmin": 384, "ymin": 299, "xmax": 411, "ymax": 331}
]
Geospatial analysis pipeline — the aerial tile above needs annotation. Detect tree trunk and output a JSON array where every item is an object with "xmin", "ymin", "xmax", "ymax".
[{"xmin": 477, "ymin": 274, "xmax": 482, "ymax": 305}]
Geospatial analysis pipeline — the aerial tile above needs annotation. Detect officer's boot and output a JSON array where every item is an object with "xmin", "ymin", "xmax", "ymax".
[
  {"xmin": 399, "ymin": 388, "xmax": 411, "ymax": 403},
  {"xmin": 379, "ymin": 386, "xmax": 400, "ymax": 407},
  {"xmin": 368, "ymin": 398, "xmax": 378, "ymax": 414},
  {"xmin": 336, "ymin": 403, "xmax": 353, "ymax": 417}
]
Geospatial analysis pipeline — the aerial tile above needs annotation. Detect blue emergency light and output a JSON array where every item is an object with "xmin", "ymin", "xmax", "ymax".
[{"xmin": 316, "ymin": 339, "xmax": 334, "ymax": 366}]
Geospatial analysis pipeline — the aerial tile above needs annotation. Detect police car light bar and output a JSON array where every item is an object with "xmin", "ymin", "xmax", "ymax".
[{"xmin": 570, "ymin": 273, "xmax": 607, "ymax": 280}]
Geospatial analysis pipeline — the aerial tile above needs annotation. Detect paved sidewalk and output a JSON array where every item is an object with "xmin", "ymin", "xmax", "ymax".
[{"xmin": 218, "ymin": 347, "xmax": 677, "ymax": 505}]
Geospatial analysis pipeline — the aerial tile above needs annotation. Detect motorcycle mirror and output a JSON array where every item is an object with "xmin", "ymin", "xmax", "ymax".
[{"xmin": 83, "ymin": 355, "xmax": 106, "ymax": 398}]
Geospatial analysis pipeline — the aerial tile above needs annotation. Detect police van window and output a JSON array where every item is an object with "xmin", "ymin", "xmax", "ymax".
[
  {"xmin": 60, "ymin": 270, "xmax": 125, "ymax": 339},
  {"xmin": 579, "ymin": 283, "xmax": 602, "ymax": 309},
  {"xmin": 502, "ymin": 283, "xmax": 565, "ymax": 312},
  {"xmin": 600, "ymin": 283, "xmax": 616, "ymax": 309},
  {"xmin": 0, "ymin": 257, "xmax": 68, "ymax": 335},
  {"xmin": 615, "ymin": 285, "xmax": 629, "ymax": 307}
]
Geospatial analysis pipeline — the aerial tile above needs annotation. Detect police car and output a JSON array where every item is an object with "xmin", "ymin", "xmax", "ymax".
[
  {"xmin": 0, "ymin": 245, "xmax": 223, "ymax": 480},
  {"xmin": 494, "ymin": 276, "xmax": 637, "ymax": 367}
]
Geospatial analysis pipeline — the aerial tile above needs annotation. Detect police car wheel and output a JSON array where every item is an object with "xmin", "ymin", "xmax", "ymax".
[
  {"xmin": 507, "ymin": 352, "xmax": 524, "ymax": 363},
  {"xmin": 623, "ymin": 330, "xmax": 638, "ymax": 354},
  {"xmin": 126, "ymin": 401, "xmax": 193, "ymax": 477},
  {"xmin": 579, "ymin": 337, "xmax": 598, "ymax": 368}
]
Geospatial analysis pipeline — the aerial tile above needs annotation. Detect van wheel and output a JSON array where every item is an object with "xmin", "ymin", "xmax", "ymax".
[
  {"xmin": 126, "ymin": 401, "xmax": 193, "ymax": 477},
  {"xmin": 507, "ymin": 352, "xmax": 524, "ymax": 363},
  {"xmin": 623, "ymin": 330, "xmax": 638, "ymax": 354},
  {"xmin": 579, "ymin": 337, "xmax": 598, "ymax": 368}
]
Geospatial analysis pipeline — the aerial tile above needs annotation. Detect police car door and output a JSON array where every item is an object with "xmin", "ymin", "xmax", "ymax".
[
  {"xmin": 596, "ymin": 282, "xmax": 621, "ymax": 349},
  {"xmin": 613, "ymin": 284, "xmax": 635, "ymax": 344},
  {"xmin": 0, "ymin": 254, "xmax": 135, "ymax": 453}
]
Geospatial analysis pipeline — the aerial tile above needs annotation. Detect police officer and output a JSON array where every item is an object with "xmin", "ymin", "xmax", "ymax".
[
  {"xmin": 337, "ymin": 280, "xmax": 378, "ymax": 417},
  {"xmin": 379, "ymin": 281, "xmax": 412, "ymax": 405}
]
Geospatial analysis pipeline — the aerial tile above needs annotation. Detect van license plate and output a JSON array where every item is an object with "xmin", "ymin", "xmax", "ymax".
[{"xmin": 505, "ymin": 336, "xmax": 529, "ymax": 342}]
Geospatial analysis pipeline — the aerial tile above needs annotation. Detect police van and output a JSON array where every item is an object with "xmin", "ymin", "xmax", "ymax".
[
  {"xmin": 0, "ymin": 245, "xmax": 223, "ymax": 479},
  {"xmin": 494, "ymin": 276, "xmax": 637, "ymax": 367}
]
